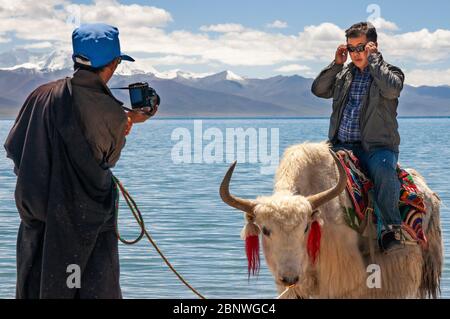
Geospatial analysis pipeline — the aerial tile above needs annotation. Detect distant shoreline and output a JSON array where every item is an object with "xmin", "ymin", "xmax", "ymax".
[{"xmin": 2, "ymin": 116, "xmax": 450, "ymax": 121}]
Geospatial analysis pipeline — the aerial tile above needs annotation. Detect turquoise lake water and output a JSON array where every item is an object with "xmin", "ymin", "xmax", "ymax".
[{"xmin": 0, "ymin": 118, "xmax": 449, "ymax": 298}]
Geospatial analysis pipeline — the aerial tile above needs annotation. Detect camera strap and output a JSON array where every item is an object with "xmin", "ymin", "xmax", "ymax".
[
  {"xmin": 109, "ymin": 87, "xmax": 133, "ymax": 111},
  {"xmin": 109, "ymin": 86, "xmax": 131, "ymax": 90}
]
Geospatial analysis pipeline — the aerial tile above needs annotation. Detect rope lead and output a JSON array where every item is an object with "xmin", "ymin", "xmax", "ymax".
[{"xmin": 111, "ymin": 174, "xmax": 206, "ymax": 299}]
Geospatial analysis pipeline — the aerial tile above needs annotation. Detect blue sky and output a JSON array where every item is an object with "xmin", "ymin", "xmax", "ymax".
[
  {"xmin": 140, "ymin": 0, "xmax": 450, "ymax": 31},
  {"xmin": 1, "ymin": 0, "xmax": 450, "ymax": 85},
  {"xmin": 70, "ymin": 0, "xmax": 450, "ymax": 32}
]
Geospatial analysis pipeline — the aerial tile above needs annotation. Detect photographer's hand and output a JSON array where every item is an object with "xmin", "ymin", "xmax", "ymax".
[{"xmin": 126, "ymin": 105, "xmax": 158, "ymax": 124}]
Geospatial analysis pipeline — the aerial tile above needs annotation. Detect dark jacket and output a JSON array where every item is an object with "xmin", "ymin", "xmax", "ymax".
[
  {"xmin": 71, "ymin": 69, "xmax": 127, "ymax": 168},
  {"xmin": 3, "ymin": 70, "xmax": 127, "ymax": 298},
  {"xmin": 311, "ymin": 52, "xmax": 405, "ymax": 153}
]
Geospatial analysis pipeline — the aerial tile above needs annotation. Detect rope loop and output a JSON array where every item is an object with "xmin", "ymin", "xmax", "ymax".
[{"xmin": 111, "ymin": 174, "xmax": 206, "ymax": 299}]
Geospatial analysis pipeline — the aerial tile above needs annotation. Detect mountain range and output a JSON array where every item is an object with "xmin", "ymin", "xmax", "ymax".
[{"xmin": 1, "ymin": 49, "xmax": 449, "ymax": 118}]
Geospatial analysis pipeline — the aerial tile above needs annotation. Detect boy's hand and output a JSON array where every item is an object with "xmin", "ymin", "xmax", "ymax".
[
  {"xmin": 335, "ymin": 44, "xmax": 348, "ymax": 65},
  {"xmin": 365, "ymin": 42, "xmax": 378, "ymax": 55}
]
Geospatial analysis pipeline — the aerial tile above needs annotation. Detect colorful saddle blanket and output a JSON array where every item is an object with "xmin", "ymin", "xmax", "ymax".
[{"xmin": 336, "ymin": 150, "xmax": 427, "ymax": 247}]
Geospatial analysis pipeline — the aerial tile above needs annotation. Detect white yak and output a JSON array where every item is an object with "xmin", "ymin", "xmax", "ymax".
[{"xmin": 220, "ymin": 142, "xmax": 442, "ymax": 298}]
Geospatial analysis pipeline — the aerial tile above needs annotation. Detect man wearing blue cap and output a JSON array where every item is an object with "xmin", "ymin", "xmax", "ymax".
[
  {"xmin": 4, "ymin": 23, "xmax": 157, "ymax": 299},
  {"xmin": 71, "ymin": 23, "xmax": 157, "ymax": 167}
]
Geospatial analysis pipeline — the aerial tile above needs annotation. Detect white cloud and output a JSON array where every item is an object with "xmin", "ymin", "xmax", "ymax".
[
  {"xmin": 369, "ymin": 17, "xmax": 399, "ymax": 31},
  {"xmin": 405, "ymin": 68, "xmax": 450, "ymax": 87},
  {"xmin": 0, "ymin": 0, "xmax": 73, "ymax": 43},
  {"xmin": 22, "ymin": 41, "xmax": 54, "ymax": 49},
  {"xmin": 275, "ymin": 64, "xmax": 311, "ymax": 73},
  {"xmin": 1, "ymin": 1, "xmax": 450, "ymax": 76},
  {"xmin": 78, "ymin": 0, "xmax": 172, "ymax": 28},
  {"xmin": 200, "ymin": 24, "xmax": 245, "ymax": 33},
  {"xmin": 379, "ymin": 28, "xmax": 450, "ymax": 63},
  {"xmin": 0, "ymin": 0, "xmax": 172, "ymax": 44},
  {"xmin": 266, "ymin": 20, "xmax": 288, "ymax": 29}
]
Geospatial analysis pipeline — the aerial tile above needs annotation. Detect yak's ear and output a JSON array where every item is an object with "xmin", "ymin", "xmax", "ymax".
[{"xmin": 310, "ymin": 210, "xmax": 324, "ymax": 226}]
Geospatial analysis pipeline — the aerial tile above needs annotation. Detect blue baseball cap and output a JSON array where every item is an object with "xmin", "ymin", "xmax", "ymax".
[{"xmin": 72, "ymin": 23, "xmax": 135, "ymax": 68}]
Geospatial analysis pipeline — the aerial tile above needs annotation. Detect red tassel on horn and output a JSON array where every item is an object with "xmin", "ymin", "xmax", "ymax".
[
  {"xmin": 245, "ymin": 235, "xmax": 260, "ymax": 277},
  {"xmin": 241, "ymin": 218, "xmax": 260, "ymax": 277},
  {"xmin": 307, "ymin": 221, "xmax": 321, "ymax": 264}
]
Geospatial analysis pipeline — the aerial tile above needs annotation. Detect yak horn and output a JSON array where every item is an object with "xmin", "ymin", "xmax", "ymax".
[
  {"xmin": 220, "ymin": 161, "xmax": 257, "ymax": 213},
  {"xmin": 307, "ymin": 150, "xmax": 347, "ymax": 211}
]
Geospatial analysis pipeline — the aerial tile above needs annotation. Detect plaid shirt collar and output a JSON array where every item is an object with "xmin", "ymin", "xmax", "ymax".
[{"xmin": 352, "ymin": 64, "xmax": 370, "ymax": 76}]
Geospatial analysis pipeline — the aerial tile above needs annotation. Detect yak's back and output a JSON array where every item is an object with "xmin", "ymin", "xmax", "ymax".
[{"xmin": 274, "ymin": 141, "xmax": 337, "ymax": 197}]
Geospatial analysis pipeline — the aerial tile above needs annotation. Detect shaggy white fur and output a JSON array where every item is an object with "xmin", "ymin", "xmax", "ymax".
[{"xmin": 251, "ymin": 141, "xmax": 442, "ymax": 299}]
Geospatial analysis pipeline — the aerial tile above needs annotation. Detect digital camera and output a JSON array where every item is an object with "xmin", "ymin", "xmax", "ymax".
[{"xmin": 128, "ymin": 82, "xmax": 160, "ymax": 113}]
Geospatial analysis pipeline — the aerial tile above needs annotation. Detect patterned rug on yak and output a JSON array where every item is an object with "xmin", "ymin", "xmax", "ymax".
[{"xmin": 336, "ymin": 149, "xmax": 427, "ymax": 247}]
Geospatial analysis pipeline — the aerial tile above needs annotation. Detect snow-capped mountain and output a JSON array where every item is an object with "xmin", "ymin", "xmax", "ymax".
[
  {"xmin": 0, "ymin": 49, "xmax": 217, "ymax": 79},
  {"xmin": 155, "ymin": 69, "xmax": 213, "ymax": 80},
  {"xmin": 0, "ymin": 49, "xmax": 73, "ymax": 72},
  {"xmin": 0, "ymin": 48, "xmax": 38, "ymax": 67},
  {"xmin": 40, "ymin": 50, "xmax": 74, "ymax": 72},
  {"xmin": 200, "ymin": 70, "xmax": 247, "ymax": 83},
  {"xmin": 115, "ymin": 60, "xmax": 157, "ymax": 76},
  {"xmin": 1, "ymin": 48, "xmax": 450, "ymax": 118}
]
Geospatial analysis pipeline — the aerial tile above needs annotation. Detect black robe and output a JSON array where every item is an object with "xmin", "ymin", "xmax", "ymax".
[{"xmin": 4, "ymin": 77, "xmax": 122, "ymax": 299}]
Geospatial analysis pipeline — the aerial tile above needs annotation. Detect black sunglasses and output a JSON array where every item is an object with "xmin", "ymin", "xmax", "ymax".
[{"xmin": 347, "ymin": 43, "xmax": 366, "ymax": 53}]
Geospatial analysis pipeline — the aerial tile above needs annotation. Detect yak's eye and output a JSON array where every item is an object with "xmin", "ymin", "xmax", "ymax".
[
  {"xmin": 304, "ymin": 224, "xmax": 310, "ymax": 234},
  {"xmin": 262, "ymin": 226, "xmax": 271, "ymax": 237}
]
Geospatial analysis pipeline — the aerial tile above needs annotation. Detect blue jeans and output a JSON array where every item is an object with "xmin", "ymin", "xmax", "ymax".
[{"xmin": 332, "ymin": 143, "xmax": 402, "ymax": 226}]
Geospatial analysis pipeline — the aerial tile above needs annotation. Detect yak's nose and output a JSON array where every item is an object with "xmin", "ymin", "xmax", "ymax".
[{"xmin": 280, "ymin": 275, "xmax": 299, "ymax": 286}]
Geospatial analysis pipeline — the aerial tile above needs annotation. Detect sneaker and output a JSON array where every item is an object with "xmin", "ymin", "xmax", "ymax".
[{"xmin": 378, "ymin": 225, "xmax": 405, "ymax": 254}]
